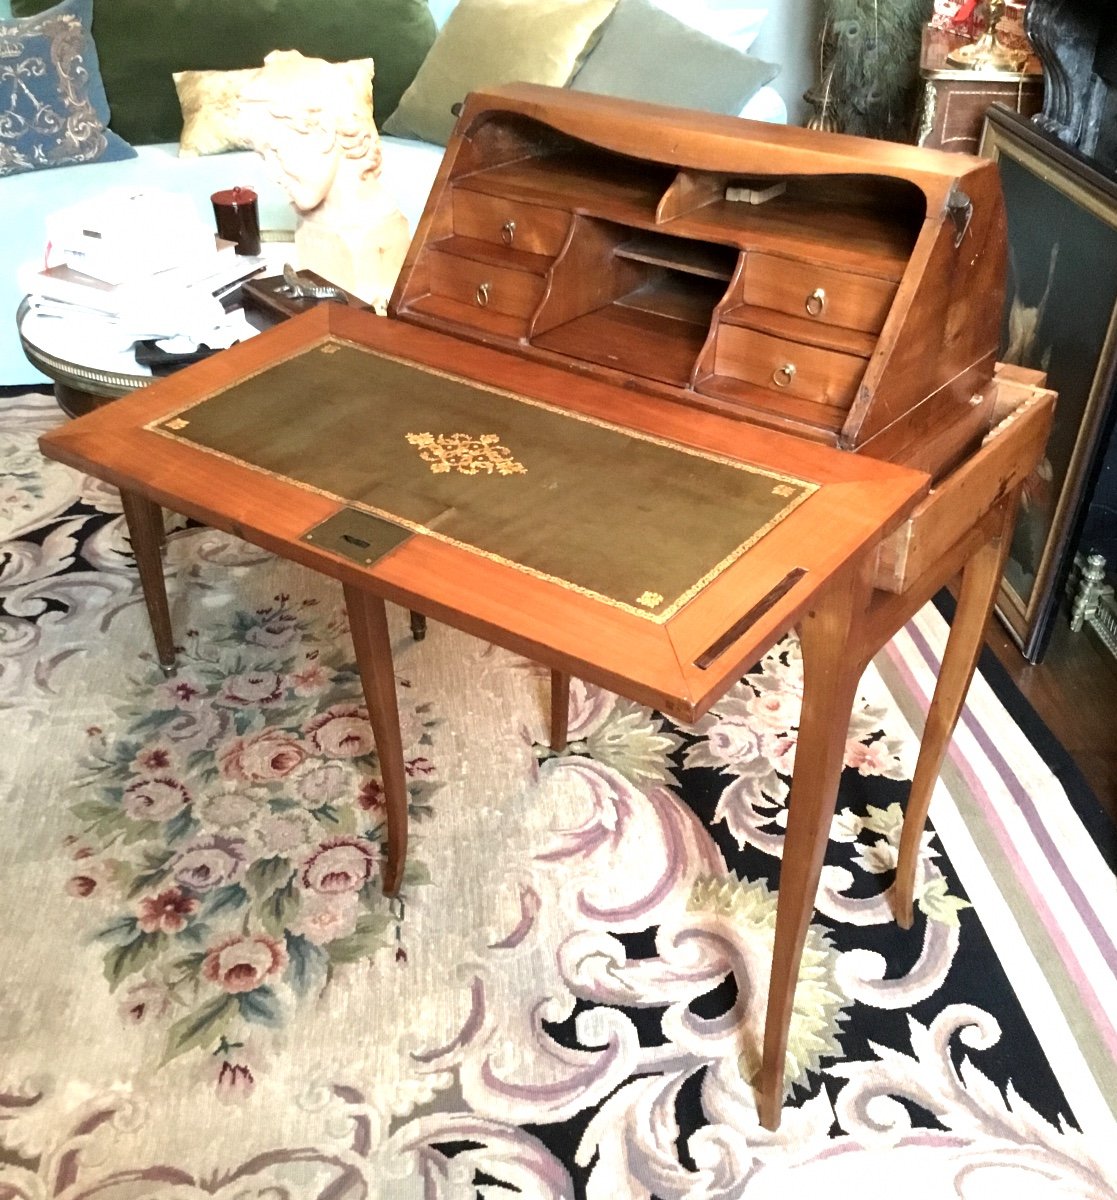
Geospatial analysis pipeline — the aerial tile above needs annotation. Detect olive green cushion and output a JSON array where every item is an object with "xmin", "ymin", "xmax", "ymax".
[
  {"xmin": 382, "ymin": 0, "xmax": 617, "ymax": 146},
  {"xmin": 11, "ymin": 0, "xmax": 437, "ymax": 145}
]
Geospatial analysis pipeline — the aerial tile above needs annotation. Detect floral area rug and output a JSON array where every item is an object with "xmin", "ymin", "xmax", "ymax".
[{"xmin": 2, "ymin": 390, "xmax": 1115, "ymax": 1198}]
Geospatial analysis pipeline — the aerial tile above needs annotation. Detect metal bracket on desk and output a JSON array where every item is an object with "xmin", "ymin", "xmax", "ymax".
[{"xmin": 946, "ymin": 185, "xmax": 973, "ymax": 247}]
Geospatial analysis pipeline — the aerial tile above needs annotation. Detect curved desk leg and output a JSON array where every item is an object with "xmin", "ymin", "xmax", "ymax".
[
  {"xmin": 894, "ymin": 495, "xmax": 1020, "ymax": 929},
  {"xmin": 344, "ymin": 584, "xmax": 408, "ymax": 897},
  {"xmin": 757, "ymin": 563, "xmax": 873, "ymax": 1131},
  {"xmin": 119, "ymin": 489, "xmax": 177, "ymax": 673},
  {"xmin": 550, "ymin": 669, "xmax": 570, "ymax": 751}
]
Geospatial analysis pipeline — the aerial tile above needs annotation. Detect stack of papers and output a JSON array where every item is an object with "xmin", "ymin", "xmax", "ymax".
[{"xmin": 21, "ymin": 188, "xmax": 267, "ymax": 354}]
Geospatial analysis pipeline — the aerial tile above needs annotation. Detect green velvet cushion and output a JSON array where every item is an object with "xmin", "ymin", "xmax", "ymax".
[
  {"xmin": 382, "ymin": 0, "xmax": 617, "ymax": 146},
  {"xmin": 570, "ymin": 0, "xmax": 779, "ymax": 115},
  {"xmin": 11, "ymin": 0, "xmax": 437, "ymax": 145}
]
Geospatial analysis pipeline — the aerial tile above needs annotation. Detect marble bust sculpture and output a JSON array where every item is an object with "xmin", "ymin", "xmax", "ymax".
[{"xmin": 241, "ymin": 50, "xmax": 411, "ymax": 310}]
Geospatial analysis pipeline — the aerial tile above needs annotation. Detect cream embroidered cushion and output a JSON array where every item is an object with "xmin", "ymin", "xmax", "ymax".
[
  {"xmin": 173, "ymin": 66, "xmax": 263, "ymax": 157},
  {"xmin": 174, "ymin": 58, "xmax": 377, "ymax": 157}
]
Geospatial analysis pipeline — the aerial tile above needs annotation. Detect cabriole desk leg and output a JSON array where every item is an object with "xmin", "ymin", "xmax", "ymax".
[
  {"xmin": 343, "ymin": 584, "xmax": 409, "ymax": 897},
  {"xmin": 893, "ymin": 493, "xmax": 1021, "ymax": 928},
  {"xmin": 757, "ymin": 562, "xmax": 875, "ymax": 1131},
  {"xmin": 119, "ymin": 489, "xmax": 177, "ymax": 673}
]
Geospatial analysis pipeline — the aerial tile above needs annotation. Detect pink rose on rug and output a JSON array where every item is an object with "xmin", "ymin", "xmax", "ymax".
[
  {"xmin": 764, "ymin": 732, "xmax": 798, "ymax": 777},
  {"xmin": 290, "ymin": 660, "xmax": 329, "ymax": 695},
  {"xmin": 122, "ymin": 775, "xmax": 191, "ymax": 822},
  {"xmin": 171, "ymin": 835, "xmax": 248, "ymax": 892},
  {"xmin": 749, "ymin": 689, "xmax": 802, "ymax": 732},
  {"xmin": 290, "ymin": 890, "xmax": 359, "ymax": 945},
  {"xmin": 219, "ymin": 728, "xmax": 308, "ymax": 782},
  {"xmin": 217, "ymin": 671, "xmax": 285, "ymax": 707},
  {"xmin": 705, "ymin": 713, "xmax": 762, "ymax": 764},
  {"xmin": 301, "ymin": 836, "xmax": 379, "ymax": 894},
  {"xmin": 305, "ymin": 704, "xmax": 374, "ymax": 758},
  {"xmin": 137, "ymin": 887, "xmax": 199, "ymax": 934},
  {"xmin": 844, "ymin": 739, "xmax": 897, "ymax": 777},
  {"xmin": 203, "ymin": 933, "xmax": 288, "ymax": 993}
]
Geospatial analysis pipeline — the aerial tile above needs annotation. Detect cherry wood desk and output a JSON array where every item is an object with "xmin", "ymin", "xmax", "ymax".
[
  {"xmin": 38, "ymin": 303, "xmax": 1052, "ymax": 1129},
  {"xmin": 37, "ymin": 88, "xmax": 1058, "ymax": 1131}
]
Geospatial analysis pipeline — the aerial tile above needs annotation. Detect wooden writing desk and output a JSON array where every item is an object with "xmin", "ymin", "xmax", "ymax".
[{"xmin": 38, "ymin": 87, "xmax": 1054, "ymax": 1130}]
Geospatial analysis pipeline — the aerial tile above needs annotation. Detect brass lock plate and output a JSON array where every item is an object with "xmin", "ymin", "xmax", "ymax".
[{"xmin": 302, "ymin": 507, "xmax": 415, "ymax": 567}]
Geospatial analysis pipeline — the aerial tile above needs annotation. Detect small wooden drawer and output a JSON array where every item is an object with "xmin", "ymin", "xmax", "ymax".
[
  {"xmin": 873, "ymin": 374, "xmax": 1056, "ymax": 593},
  {"xmin": 714, "ymin": 323, "xmax": 868, "ymax": 409},
  {"xmin": 427, "ymin": 250, "xmax": 547, "ymax": 320},
  {"xmin": 453, "ymin": 190, "xmax": 571, "ymax": 256},
  {"xmin": 741, "ymin": 253, "xmax": 897, "ymax": 334}
]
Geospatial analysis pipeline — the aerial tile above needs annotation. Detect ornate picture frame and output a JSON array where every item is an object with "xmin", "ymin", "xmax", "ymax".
[{"xmin": 980, "ymin": 106, "xmax": 1117, "ymax": 662}]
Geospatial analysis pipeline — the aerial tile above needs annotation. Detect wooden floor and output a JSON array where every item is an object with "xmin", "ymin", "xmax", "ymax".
[{"xmin": 983, "ymin": 605, "xmax": 1117, "ymax": 824}]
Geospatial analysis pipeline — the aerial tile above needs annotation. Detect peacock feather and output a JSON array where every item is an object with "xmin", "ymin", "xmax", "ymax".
[{"xmin": 809, "ymin": 0, "xmax": 934, "ymax": 140}]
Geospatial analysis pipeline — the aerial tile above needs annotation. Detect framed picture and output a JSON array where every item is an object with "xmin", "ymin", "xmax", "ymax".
[{"xmin": 980, "ymin": 107, "xmax": 1117, "ymax": 662}]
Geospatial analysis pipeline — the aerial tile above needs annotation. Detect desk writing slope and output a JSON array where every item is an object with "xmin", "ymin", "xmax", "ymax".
[{"xmin": 150, "ymin": 339, "xmax": 816, "ymax": 620}]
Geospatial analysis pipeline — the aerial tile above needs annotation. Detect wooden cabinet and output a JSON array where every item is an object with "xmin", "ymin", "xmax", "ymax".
[
  {"xmin": 916, "ymin": 24, "xmax": 1043, "ymax": 156},
  {"xmin": 918, "ymin": 70, "xmax": 1044, "ymax": 154},
  {"xmin": 392, "ymin": 85, "xmax": 1009, "ymax": 482}
]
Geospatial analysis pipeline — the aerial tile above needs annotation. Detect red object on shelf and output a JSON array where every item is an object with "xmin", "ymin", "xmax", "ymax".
[{"xmin": 930, "ymin": 0, "xmax": 983, "ymax": 38}]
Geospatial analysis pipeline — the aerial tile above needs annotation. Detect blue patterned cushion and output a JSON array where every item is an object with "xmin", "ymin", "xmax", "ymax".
[{"xmin": 0, "ymin": 0, "xmax": 135, "ymax": 175}]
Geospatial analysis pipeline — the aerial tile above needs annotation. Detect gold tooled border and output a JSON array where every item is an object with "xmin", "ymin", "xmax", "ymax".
[{"xmin": 146, "ymin": 336, "xmax": 819, "ymax": 623}]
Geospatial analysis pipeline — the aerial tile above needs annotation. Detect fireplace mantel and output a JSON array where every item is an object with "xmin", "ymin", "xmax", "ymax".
[{"xmin": 1027, "ymin": 2, "xmax": 1117, "ymax": 173}]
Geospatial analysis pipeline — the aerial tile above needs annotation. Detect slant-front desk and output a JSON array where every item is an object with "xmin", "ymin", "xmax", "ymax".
[{"xmin": 39, "ymin": 86, "xmax": 1054, "ymax": 1130}]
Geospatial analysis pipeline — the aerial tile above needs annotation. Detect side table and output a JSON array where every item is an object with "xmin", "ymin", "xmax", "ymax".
[
  {"xmin": 17, "ymin": 294, "xmax": 163, "ymax": 418},
  {"xmin": 15, "ymin": 233, "xmax": 309, "ymax": 417},
  {"xmin": 918, "ymin": 68, "xmax": 1044, "ymax": 154},
  {"xmin": 916, "ymin": 24, "xmax": 1043, "ymax": 155}
]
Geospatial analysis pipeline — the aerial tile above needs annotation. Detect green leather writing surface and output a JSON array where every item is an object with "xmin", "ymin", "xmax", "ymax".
[{"xmin": 152, "ymin": 340, "xmax": 815, "ymax": 620}]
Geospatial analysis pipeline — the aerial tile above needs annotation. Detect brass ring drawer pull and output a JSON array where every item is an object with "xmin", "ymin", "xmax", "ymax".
[
  {"xmin": 772, "ymin": 362, "xmax": 797, "ymax": 388},
  {"xmin": 805, "ymin": 288, "xmax": 826, "ymax": 317},
  {"xmin": 476, "ymin": 282, "xmax": 491, "ymax": 307},
  {"xmin": 500, "ymin": 219, "xmax": 516, "ymax": 245}
]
